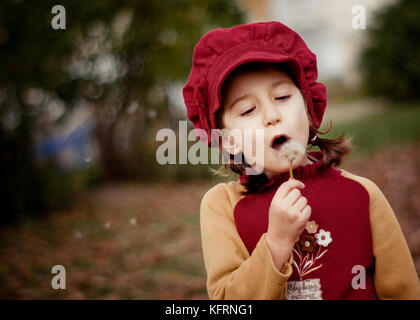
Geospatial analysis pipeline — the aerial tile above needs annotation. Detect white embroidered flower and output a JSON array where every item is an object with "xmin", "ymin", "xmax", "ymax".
[{"xmin": 315, "ymin": 229, "xmax": 332, "ymax": 247}]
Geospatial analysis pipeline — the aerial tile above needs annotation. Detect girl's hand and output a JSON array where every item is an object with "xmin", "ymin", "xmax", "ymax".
[{"xmin": 266, "ymin": 179, "xmax": 311, "ymax": 266}]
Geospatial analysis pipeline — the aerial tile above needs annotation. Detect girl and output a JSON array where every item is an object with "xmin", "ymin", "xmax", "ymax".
[{"xmin": 182, "ymin": 21, "xmax": 420, "ymax": 300}]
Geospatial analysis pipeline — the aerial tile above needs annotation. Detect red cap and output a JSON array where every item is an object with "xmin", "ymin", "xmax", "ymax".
[{"xmin": 183, "ymin": 21, "xmax": 327, "ymax": 147}]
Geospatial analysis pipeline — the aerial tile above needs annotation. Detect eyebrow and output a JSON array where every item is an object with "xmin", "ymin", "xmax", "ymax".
[{"xmin": 228, "ymin": 79, "xmax": 289, "ymax": 110}]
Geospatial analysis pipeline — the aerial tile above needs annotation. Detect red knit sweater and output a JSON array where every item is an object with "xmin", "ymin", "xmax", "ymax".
[
  {"xmin": 200, "ymin": 152, "xmax": 420, "ymax": 299},
  {"xmin": 234, "ymin": 152, "xmax": 377, "ymax": 299}
]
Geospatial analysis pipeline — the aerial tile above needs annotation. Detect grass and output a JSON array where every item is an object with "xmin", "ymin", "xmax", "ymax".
[
  {"xmin": 0, "ymin": 182, "xmax": 212, "ymax": 299},
  {"xmin": 323, "ymin": 105, "xmax": 420, "ymax": 156}
]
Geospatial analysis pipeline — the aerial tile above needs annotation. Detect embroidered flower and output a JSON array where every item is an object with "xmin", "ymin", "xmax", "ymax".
[
  {"xmin": 299, "ymin": 235, "xmax": 316, "ymax": 253},
  {"xmin": 315, "ymin": 229, "xmax": 332, "ymax": 247},
  {"xmin": 292, "ymin": 222, "xmax": 331, "ymax": 282},
  {"xmin": 305, "ymin": 220, "xmax": 318, "ymax": 234}
]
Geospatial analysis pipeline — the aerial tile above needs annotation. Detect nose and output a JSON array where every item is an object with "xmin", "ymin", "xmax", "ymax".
[{"xmin": 262, "ymin": 102, "xmax": 281, "ymax": 127}]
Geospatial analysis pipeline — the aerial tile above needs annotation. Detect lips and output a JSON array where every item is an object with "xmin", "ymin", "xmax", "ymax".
[{"xmin": 271, "ymin": 134, "xmax": 290, "ymax": 151}]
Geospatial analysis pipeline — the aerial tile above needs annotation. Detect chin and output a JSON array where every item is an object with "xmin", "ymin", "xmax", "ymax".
[
  {"xmin": 264, "ymin": 162, "xmax": 290, "ymax": 176},
  {"xmin": 266, "ymin": 153, "xmax": 306, "ymax": 175},
  {"xmin": 294, "ymin": 153, "xmax": 309, "ymax": 167}
]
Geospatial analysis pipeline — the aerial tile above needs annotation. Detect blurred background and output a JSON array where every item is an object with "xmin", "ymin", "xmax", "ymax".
[{"xmin": 0, "ymin": 0, "xmax": 419, "ymax": 299}]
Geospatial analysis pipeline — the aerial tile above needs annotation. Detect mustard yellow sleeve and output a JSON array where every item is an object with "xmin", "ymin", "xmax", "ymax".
[
  {"xmin": 200, "ymin": 182, "xmax": 293, "ymax": 300},
  {"xmin": 341, "ymin": 170, "xmax": 420, "ymax": 299}
]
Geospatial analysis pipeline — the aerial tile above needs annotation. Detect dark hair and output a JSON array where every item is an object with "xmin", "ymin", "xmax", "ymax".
[{"xmin": 214, "ymin": 61, "xmax": 352, "ymax": 194}]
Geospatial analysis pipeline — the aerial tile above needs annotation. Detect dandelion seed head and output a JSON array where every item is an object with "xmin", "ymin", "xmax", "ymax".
[{"xmin": 279, "ymin": 140, "xmax": 305, "ymax": 162}]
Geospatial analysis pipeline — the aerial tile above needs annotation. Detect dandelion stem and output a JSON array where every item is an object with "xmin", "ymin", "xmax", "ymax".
[{"xmin": 289, "ymin": 159, "xmax": 294, "ymax": 180}]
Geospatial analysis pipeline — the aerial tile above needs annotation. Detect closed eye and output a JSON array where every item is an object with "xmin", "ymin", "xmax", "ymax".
[
  {"xmin": 274, "ymin": 95, "xmax": 291, "ymax": 101},
  {"xmin": 240, "ymin": 107, "xmax": 255, "ymax": 116}
]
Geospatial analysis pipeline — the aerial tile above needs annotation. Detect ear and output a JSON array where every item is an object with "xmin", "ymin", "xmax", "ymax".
[{"xmin": 218, "ymin": 129, "xmax": 242, "ymax": 157}]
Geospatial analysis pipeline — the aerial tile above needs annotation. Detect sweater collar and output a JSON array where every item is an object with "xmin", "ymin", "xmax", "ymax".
[{"xmin": 239, "ymin": 151, "xmax": 342, "ymax": 192}]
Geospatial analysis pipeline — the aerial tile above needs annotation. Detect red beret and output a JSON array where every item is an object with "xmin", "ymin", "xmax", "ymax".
[{"xmin": 182, "ymin": 21, "xmax": 327, "ymax": 147}]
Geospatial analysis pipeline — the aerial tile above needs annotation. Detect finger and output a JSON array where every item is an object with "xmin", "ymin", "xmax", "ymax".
[
  {"xmin": 274, "ymin": 179, "xmax": 305, "ymax": 199},
  {"xmin": 292, "ymin": 196, "xmax": 307, "ymax": 213},
  {"xmin": 299, "ymin": 205, "xmax": 312, "ymax": 222},
  {"xmin": 284, "ymin": 188, "xmax": 302, "ymax": 206}
]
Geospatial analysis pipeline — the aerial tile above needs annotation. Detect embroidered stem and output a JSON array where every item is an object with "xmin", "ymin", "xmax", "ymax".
[
  {"xmin": 302, "ymin": 264, "xmax": 323, "ymax": 278},
  {"xmin": 301, "ymin": 253, "xmax": 315, "ymax": 275}
]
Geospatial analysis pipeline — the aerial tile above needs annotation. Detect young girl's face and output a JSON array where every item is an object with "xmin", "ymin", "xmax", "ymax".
[{"xmin": 221, "ymin": 67, "xmax": 312, "ymax": 178}]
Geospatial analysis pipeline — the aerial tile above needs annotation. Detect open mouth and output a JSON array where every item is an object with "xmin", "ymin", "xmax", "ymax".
[{"xmin": 271, "ymin": 134, "xmax": 290, "ymax": 151}]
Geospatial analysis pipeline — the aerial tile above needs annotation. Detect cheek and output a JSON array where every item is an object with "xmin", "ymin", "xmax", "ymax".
[
  {"xmin": 298, "ymin": 112, "xmax": 310, "ymax": 133},
  {"xmin": 289, "ymin": 97, "xmax": 310, "ymax": 133},
  {"xmin": 294, "ymin": 115, "xmax": 310, "ymax": 147},
  {"xmin": 240, "ymin": 129, "xmax": 265, "ymax": 163}
]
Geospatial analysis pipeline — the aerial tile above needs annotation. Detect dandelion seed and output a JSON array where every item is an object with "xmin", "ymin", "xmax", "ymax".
[
  {"xmin": 74, "ymin": 231, "xmax": 83, "ymax": 239},
  {"xmin": 104, "ymin": 222, "xmax": 111, "ymax": 229},
  {"xmin": 130, "ymin": 218, "xmax": 137, "ymax": 225},
  {"xmin": 147, "ymin": 110, "xmax": 157, "ymax": 118}
]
